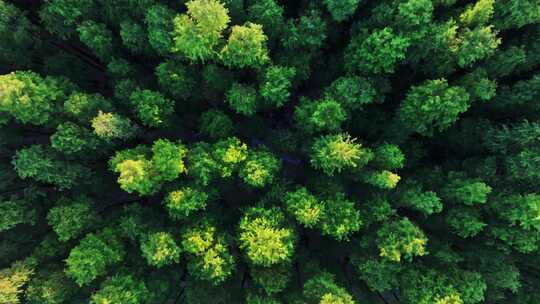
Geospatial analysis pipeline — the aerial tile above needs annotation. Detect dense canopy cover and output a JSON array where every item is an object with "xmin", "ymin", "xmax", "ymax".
[{"xmin": 1, "ymin": 0, "xmax": 540, "ymax": 303}]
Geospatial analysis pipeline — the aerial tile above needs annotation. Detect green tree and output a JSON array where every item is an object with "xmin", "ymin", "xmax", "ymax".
[
  {"xmin": 47, "ymin": 196, "xmax": 99, "ymax": 242},
  {"xmin": 65, "ymin": 228, "xmax": 125, "ymax": 286},
  {"xmin": 311, "ymin": 133, "xmax": 373, "ymax": 176},
  {"xmin": 0, "ymin": 71, "xmax": 65, "ymax": 126},
  {"xmin": 172, "ymin": 0, "xmax": 230, "ymax": 62},
  {"xmin": 398, "ymin": 79, "xmax": 471, "ymax": 136},
  {"xmin": 260, "ymin": 65, "xmax": 296, "ymax": 107},
  {"xmin": 345, "ymin": 27, "xmax": 410, "ymax": 74},
  {"xmin": 130, "ymin": 89, "xmax": 174, "ymax": 127},
  {"xmin": 91, "ymin": 275, "xmax": 149, "ymax": 304},
  {"xmin": 140, "ymin": 232, "xmax": 181, "ymax": 267},
  {"xmin": 238, "ymin": 207, "xmax": 295, "ymax": 266},
  {"xmin": 220, "ymin": 22, "xmax": 269, "ymax": 68}
]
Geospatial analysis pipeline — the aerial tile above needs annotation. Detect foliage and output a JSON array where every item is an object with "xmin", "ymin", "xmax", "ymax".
[
  {"xmin": 140, "ymin": 231, "xmax": 181, "ymax": 267},
  {"xmin": 1, "ymin": 0, "xmax": 540, "ymax": 302}
]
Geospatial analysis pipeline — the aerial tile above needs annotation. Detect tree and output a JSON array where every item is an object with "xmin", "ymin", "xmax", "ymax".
[
  {"xmin": 239, "ymin": 150, "xmax": 281, "ymax": 187},
  {"xmin": 47, "ymin": 196, "xmax": 99, "ymax": 242},
  {"xmin": 181, "ymin": 221, "xmax": 235, "ymax": 284},
  {"xmin": 398, "ymin": 79, "xmax": 470, "ymax": 136},
  {"xmin": 294, "ymin": 98, "xmax": 348, "ymax": 133},
  {"xmin": 318, "ymin": 192, "xmax": 362, "ymax": 240},
  {"xmin": 12, "ymin": 145, "xmax": 89, "ymax": 189},
  {"xmin": 155, "ymin": 60, "xmax": 196, "ymax": 100},
  {"xmin": 302, "ymin": 272, "xmax": 355, "ymax": 304},
  {"xmin": 310, "ymin": 133, "xmax": 373, "ymax": 176},
  {"xmin": 324, "ymin": 0, "xmax": 361, "ymax": 22},
  {"xmin": 220, "ymin": 22, "xmax": 269, "ymax": 68},
  {"xmin": 65, "ymin": 228, "xmax": 124, "ymax": 286},
  {"xmin": 376, "ymin": 218, "xmax": 428, "ymax": 262},
  {"xmin": 140, "ymin": 231, "xmax": 181, "ymax": 267},
  {"xmin": 283, "ymin": 187, "xmax": 324, "ymax": 228},
  {"xmin": 226, "ymin": 83, "xmax": 259, "ymax": 115},
  {"xmin": 130, "ymin": 89, "xmax": 174, "ymax": 127},
  {"xmin": 0, "ymin": 71, "xmax": 65, "ymax": 126},
  {"xmin": 90, "ymin": 275, "xmax": 149, "ymax": 304},
  {"xmin": 345, "ymin": 27, "xmax": 410, "ymax": 74},
  {"xmin": 172, "ymin": 0, "xmax": 230, "ymax": 62},
  {"xmin": 91, "ymin": 111, "xmax": 137, "ymax": 141},
  {"xmin": 238, "ymin": 207, "xmax": 295, "ymax": 266},
  {"xmin": 260, "ymin": 65, "xmax": 296, "ymax": 107},
  {"xmin": 164, "ymin": 187, "xmax": 208, "ymax": 219}
]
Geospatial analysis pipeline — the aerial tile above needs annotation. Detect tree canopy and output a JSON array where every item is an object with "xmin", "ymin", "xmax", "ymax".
[{"xmin": 1, "ymin": 0, "xmax": 540, "ymax": 303}]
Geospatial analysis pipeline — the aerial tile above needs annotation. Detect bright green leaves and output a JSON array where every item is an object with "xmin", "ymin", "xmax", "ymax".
[
  {"xmin": 110, "ymin": 140, "xmax": 187, "ymax": 195},
  {"xmin": 303, "ymin": 272, "xmax": 355, "ymax": 304},
  {"xmin": 346, "ymin": 27, "xmax": 410, "ymax": 74},
  {"xmin": 400, "ymin": 268, "xmax": 486, "ymax": 304},
  {"xmin": 181, "ymin": 221, "xmax": 235, "ymax": 284},
  {"xmin": 164, "ymin": 187, "xmax": 208, "ymax": 220},
  {"xmin": 47, "ymin": 196, "xmax": 99, "ymax": 242},
  {"xmin": 130, "ymin": 89, "xmax": 174, "ymax": 127},
  {"xmin": 500, "ymin": 194, "xmax": 540, "ymax": 232},
  {"xmin": 212, "ymin": 137, "xmax": 249, "ymax": 178},
  {"xmin": 460, "ymin": 0, "xmax": 494, "ymax": 26},
  {"xmin": 240, "ymin": 150, "xmax": 281, "ymax": 187},
  {"xmin": 151, "ymin": 139, "xmax": 188, "ymax": 180},
  {"xmin": 172, "ymin": 0, "xmax": 268, "ymax": 67},
  {"xmin": 494, "ymin": 0, "xmax": 540, "ymax": 29},
  {"xmin": 0, "ymin": 71, "xmax": 65, "ymax": 126},
  {"xmin": 376, "ymin": 218, "xmax": 428, "ymax": 262},
  {"xmin": 140, "ymin": 232, "xmax": 181, "ymax": 267},
  {"xmin": 239, "ymin": 207, "xmax": 295, "ymax": 266},
  {"xmin": 456, "ymin": 26, "xmax": 500, "ymax": 68},
  {"xmin": 115, "ymin": 159, "xmax": 156, "ymax": 195},
  {"xmin": 172, "ymin": 0, "xmax": 229, "ymax": 61},
  {"xmin": 226, "ymin": 83, "xmax": 258, "ymax": 115},
  {"xmin": 260, "ymin": 65, "xmax": 296, "ymax": 107},
  {"xmin": 90, "ymin": 275, "xmax": 149, "ymax": 304},
  {"xmin": 398, "ymin": 79, "xmax": 470, "ymax": 136},
  {"xmin": 319, "ymin": 193, "xmax": 362, "ymax": 240},
  {"xmin": 64, "ymin": 92, "xmax": 112, "ymax": 124},
  {"xmin": 283, "ymin": 188, "xmax": 361, "ymax": 240},
  {"xmin": 372, "ymin": 144, "xmax": 405, "ymax": 170},
  {"xmin": 363, "ymin": 170, "xmax": 401, "ymax": 189},
  {"xmin": 0, "ymin": 261, "xmax": 34, "ymax": 304},
  {"xmin": 284, "ymin": 187, "xmax": 324, "ymax": 228},
  {"xmin": 91, "ymin": 111, "xmax": 137, "ymax": 141},
  {"xmin": 65, "ymin": 228, "xmax": 124, "ymax": 286},
  {"xmin": 324, "ymin": 0, "xmax": 361, "ymax": 22},
  {"xmin": 221, "ymin": 22, "xmax": 269, "ymax": 68},
  {"xmin": 311, "ymin": 133, "xmax": 373, "ymax": 176},
  {"xmin": 397, "ymin": 0, "xmax": 434, "ymax": 28}
]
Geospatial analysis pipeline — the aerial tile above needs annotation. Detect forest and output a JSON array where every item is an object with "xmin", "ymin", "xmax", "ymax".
[{"xmin": 1, "ymin": 0, "xmax": 540, "ymax": 303}]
